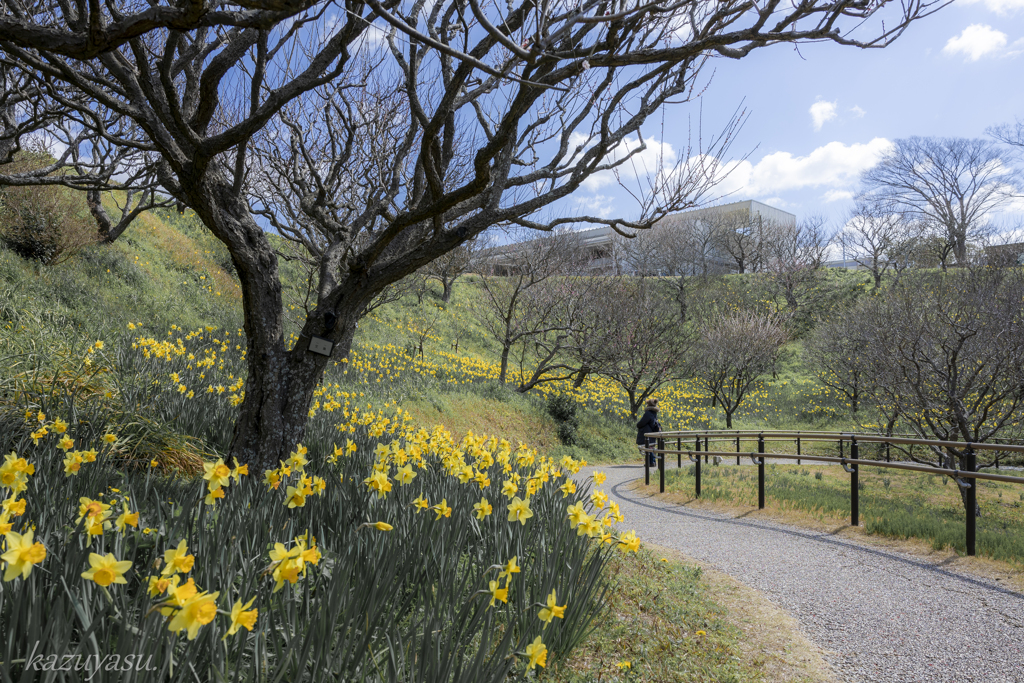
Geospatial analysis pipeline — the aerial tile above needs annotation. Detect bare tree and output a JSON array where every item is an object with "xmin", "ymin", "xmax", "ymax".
[
  {"xmin": 657, "ymin": 213, "xmax": 728, "ymax": 323},
  {"xmin": 476, "ymin": 230, "xmax": 586, "ymax": 388},
  {"xmin": 0, "ymin": 0, "xmax": 947, "ymax": 470},
  {"xmin": 692, "ymin": 310, "xmax": 788, "ymax": 428},
  {"xmin": 857, "ymin": 268, "xmax": 1024, "ymax": 514},
  {"xmin": 859, "ymin": 137, "xmax": 1017, "ymax": 265},
  {"xmin": 837, "ymin": 200, "xmax": 910, "ymax": 289},
  {"xmin": 804, "ymin": 314, "xmax": 869, "ymax": 415},
  {"xmin": 426, "ymin": 235, "xmax": 488, "ymax": 303},
  {"xmin": 578, "ymin": 276, "xmax": 694, "ymax": 416},
  {"xmin": 760, "ymin": 216, "xmax": 830, "ymax": 313}
]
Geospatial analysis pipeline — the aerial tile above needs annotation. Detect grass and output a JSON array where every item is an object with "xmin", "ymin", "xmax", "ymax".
[
  {"xmin": 653, "ymin": 461, "xmax": 1024, "ymax": 565},
  {"xmin": 552, "ymin": 548, "xmax": 764, "ymax": 683}
]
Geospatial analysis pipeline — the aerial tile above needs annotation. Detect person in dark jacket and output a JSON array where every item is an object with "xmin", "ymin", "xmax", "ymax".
[{"xmin": 636, "ymin": 399, "xmax": 661, "ymax": 467}]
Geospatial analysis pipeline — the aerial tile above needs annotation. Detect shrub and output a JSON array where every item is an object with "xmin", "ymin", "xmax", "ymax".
[
  {"xmin": 0, "ymin": 162, "xmax": 96, "ymax": 266},
  {"xmin": 548, "ymin": 395, "xmax": 581, "ymax": 446}
]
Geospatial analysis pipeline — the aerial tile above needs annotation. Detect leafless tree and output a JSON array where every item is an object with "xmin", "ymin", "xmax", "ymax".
[
  {"xmin": 654, "ymin": 213, "xmax": 729, "ymax": 322},
  {"xmin": 760, "ymin": 215, "xmax": 830, "ymax": 313},
  {"xmin": 988, "ymin": 117, "xmax": 1024, "ymax": 158},
  {"xmin": 692, "ymin": 310, "xmax": 788, "ymax": 428},
  {"xmin": 857, "ymin": 268, "xmax": 1024, "ymax": 514},
  {"xmin": 0, "ymin": 0, "xmax": 948, "ymax": 469},
  {"xmin": 425, "ymin": 236, "xmax": 485, "ymax": 303},
  {"xmin": 577, "ymin": 276, "xmax": 694, "ymax": 416},
  {"xmin": 804, "ymin": 314, "xmax": 870, "ymax": 415},
  {"xmin": 477, "ymin": 230, "xmax": 586, "ymax": 389},
  {"xmin": 859, "ymin": 137, "xmax": 1017, "ymax": 265},
  {"xmin": 710, "ymin": 209, "xmax": 773, "ymax": 274},
  {"xmin": 836, "ymin": 199, "xmax": 910, "ymax": 289}
]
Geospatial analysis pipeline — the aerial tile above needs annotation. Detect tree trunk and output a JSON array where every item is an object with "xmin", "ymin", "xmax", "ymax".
[
  {"xmin": 442, "ymin": 278, "xmax": 453, "ymax": 303},
  {"xmin": 725, "ymin": 410, "xmax": 733, "ymax": 428},
  {"xmin": 573, "ymin": 365, "xmax": 590, "ymax": 389},
  {"xmin": 498, "ymin": 344, "xmax": 511, "ymax": 384},
  {"xmin": 184, "ymin": 174, "xmax": 356, "ymax": 473}
]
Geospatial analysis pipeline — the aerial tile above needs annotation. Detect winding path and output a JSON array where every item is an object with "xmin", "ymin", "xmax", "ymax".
[{"xmin": 580, "ymin": 463, "xmax": 1024, "ymax": 683}]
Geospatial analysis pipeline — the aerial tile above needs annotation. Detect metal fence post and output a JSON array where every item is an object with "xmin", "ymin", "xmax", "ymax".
[
  {"xmin": 644, "ymin": 442, "xmax": 650, "ymax": 486},
  {"xmin": 758, "ymin": 433, "xmax": 765, "ymax": 510},
  {"xmin": 658, "ymin": 438, "xmax": 665, "ymax": 494},
  {"xmin": 736, "ymin": 435, "xmax": 740, "ymax": 465},
  {"xmin": 850, "ymin": 437, "xmax": 859, "ymax": 527},
  {"xmin": 796, "ymin": 432, "xmax": 801, "ymax": 466},
  {"xmin": 695, "ymin": 442, "xmax": 702, "ymax": 498},
  {"xmin": 677, "ymin": 437, "xmax": 682, "ymax": 468},
  {"xmin": 966, "ymin": 446, "xmax": 976, "ymax": 557},
  {"xmin": 704, "ymin": 436, "xmax": 709, "ymax": 464}
]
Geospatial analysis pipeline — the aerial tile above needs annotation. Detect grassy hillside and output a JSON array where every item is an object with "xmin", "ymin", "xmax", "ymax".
[{"xmin": 1, "ymin": 199, "xmax": 885, "ymax": 471}]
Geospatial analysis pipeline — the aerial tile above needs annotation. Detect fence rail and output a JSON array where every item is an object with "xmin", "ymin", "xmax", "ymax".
[{"xmin": 638, "ymin": 430, "xmax": 1024, "ymax": 556}]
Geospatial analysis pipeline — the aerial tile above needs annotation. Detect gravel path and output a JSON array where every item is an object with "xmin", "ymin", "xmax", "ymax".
[{"xmin": 580, "ymin": 463, "xmax": 1024, "ymax": 683}]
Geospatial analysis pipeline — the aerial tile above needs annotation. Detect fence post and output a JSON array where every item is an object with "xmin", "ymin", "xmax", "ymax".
[
  {"xmin": 966, "ymin": 446, "xmax": 976, "ymax": 557},
  {"xmin": 758, "ymin": 433, "xmax": 765, "ymax": 510},
  {"xmin": 677, "ymin": 437, "xmax": 682, "ymax": 468},
  {"xmin": 796, "ymin": 432, "xmax": 801, "ymax": 466},
  {"xmin": 850, "ymin": 436, "xmax": 859, "ymax": 527},
  {"xmin": 644, "ymin": 442, "xmax": 650, "ymax": 486},
  {"xmin": 736, "ymin": 435, "xmax": 740, "ymax": 465},
  {"xmin": 695, "ymin": 441, "xmax": 702, "ymax": 498},
  {"xmin": 658, "ymin": 438, "xmax": 665, "ymax": 494}
]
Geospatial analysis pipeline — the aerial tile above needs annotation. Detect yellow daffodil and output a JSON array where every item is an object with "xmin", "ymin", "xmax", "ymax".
[
  {"xmin": 412, "ymin": 494, "xmax": 429, "ymax": 512},
  {"xmin": 147, "ymin": 575, "xmax": 172, "ymax": 597},
  {"xmin": 115, "ymin": 508, "xmax": 140, "ymax": 532},
  {"xmin": 593, "ymin": 471, "xmax": 607, "ymax": 485},
  {"xmin": 507, "ymin": 497, "xmax": 533, "ymax": 525},
  {"xmin": 473, "ymin": 497, "xmax": 492, "ymax": 520},
  {"xmin": 168, "ymin": 590, "xmax": 220, "ymax": 640},
  {"xmin": 81, "ymin": 552, "xmax": 132, "ymax": 587},
  {"xmin": 617, "ymin": 530, "xmax": 641, "ymax": 554},
  {"xmin": 1, "ymin": 530, "xmax": 46, "ymax": 581},
  {"xmin": 203, "ymin": 459, "xmax": 232, "ymax": 490},
  {"xmin": 224, "ymin": 597, "xmax": 258, "ymax": 638},
  {"xmin": 102, "ymin": 433, "xmax": 118, "ymax": 444},
  {"xmin": 395, "ymin": 464, "xmax": 417, "ymax": 485},
  {"xmin": 525, "ymin": 636, "xmax": 547, "ymax": 669},
  {"xmin": 432, "ymin": 499, "xmax": 452, "ymax": 519},
  {"xmin": 538, "ymin": 589, "xmax": 566, "ymax": 628},
  {"xmin": 558, "ymin": 480, "xmax": 576, "ymax": 498},
  {"xmin": 487, "ymin": 579, "xmax": 508, "ymax": 607},
  {"xmin": 162, "ymin": 539, "xmax": 196, "ymax": 576}
]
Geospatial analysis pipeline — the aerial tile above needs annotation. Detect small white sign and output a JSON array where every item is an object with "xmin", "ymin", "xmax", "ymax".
[{"xmin": 308, "ymin": 336, "xmax": 334, "ymax": 357}]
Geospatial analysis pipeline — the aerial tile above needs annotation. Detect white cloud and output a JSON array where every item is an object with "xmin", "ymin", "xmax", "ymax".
[
  {"xmin": 703, "ymin": 138, "xmax": 893, "ymax": 199},
  {"xmin": 960, "ymin": 0, "xmax": 1024, "ymax": 14},
  {"xmin": 823, "ymin": 189, "xmax": 855, "ymax": 203},
  {"xmin": 573, "ymin": 194, "xmax": 615, "ymax": 218},
  {"xmin": 581, "ymin": 135, "xmax": 677, "ymax": 191},
  {"xmin": 943, "ymin": 24, "xmax": 1008, "ymax": 61},
  {"xmin": 850, "ymin": 106, "xmax": 866, "ymax": 118},
  {"xmin": 809, "ymin": 100, "xmax": 837, "ymax": 131}
]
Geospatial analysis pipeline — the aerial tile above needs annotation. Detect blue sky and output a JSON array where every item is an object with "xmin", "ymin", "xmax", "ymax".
[{"xmin": 571, "ymin": 0, "xmax": 1024, "ymax": 230}]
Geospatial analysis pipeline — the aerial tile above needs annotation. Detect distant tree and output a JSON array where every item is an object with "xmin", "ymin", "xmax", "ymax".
[
  {"xmin": 760, "ymin": 216, "xmax": 830, "ymax": 314},
  {"xmin": 836, "ymin": 200, "xmax": 911, "ymax": 289},
  {"xmin": 426, "ymin": 236, "xmax": 486, "ymax": 303},
  {"xmin": 804, "ymin": 314, "xmax": 870, "ymax": 415},
  {"xmin": 477, "ymin": 230, "xmax": 586, "ymax": 388},
  {"xmin": 859, "ymin": 137, "xmax": 1017, "ymax": 265},
  {"xmin": 578, "ymin": 276, "xmax": 694, "ymax": 417},
  {"xmin": 692, "ymin": 311, "xmax": 788, "ymax": 428},
  {"xmin": 711, "ymin": 210, "xmax": 770, "ymax": 274},
  {"xmin": 857, "ymin": 268, "xmax": 1024, "ymax": 515}
]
